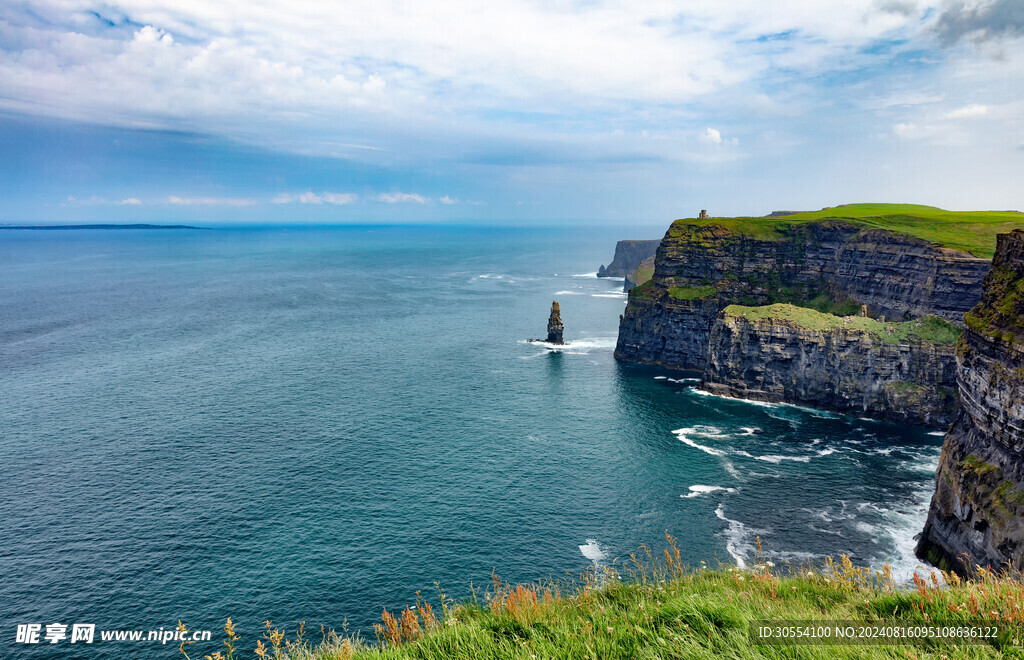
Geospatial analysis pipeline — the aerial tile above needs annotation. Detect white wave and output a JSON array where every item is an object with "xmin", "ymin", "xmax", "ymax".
[
  {"xmin": 722, "ymin": 459, "xmax": 742, "ymax": 479},
  {"xmin": 476, "ymin": 273, "xmax": 507, "ymax": 279},
  {"xmin": 521, "ymin": 337, "xmax": 617, "ymax": 352},
  {"xmin": 690, "ymin": 388, "xmax": 781, "ymax": 408},
  {"xmin": 654, "ymin": 376, "xmax": 667, "ymax": 380},
  {"xmin": 871, "ymin": 486, "xmax": 937, "ymax": 581},
  {"xmin": 554, "ymin": 290, "xmax": 585, "ymax": 295},
  {"xmin": 677, "ymin": 425, "xmax": 729, "ymax": 438},
  {"xmin": 591, "ymin": 293, "xmax": 627, "ymax": 298},
  {"xmin": 572, "ymin": 272, "xmax": 599, "ymax": 278},
  {"xmin": 817, "ymin": 448, "xmax": 837, "ymax": 457},
  {"xmin": 690, "ymin": 388, "xmax": 843, "ymax": 419},
  {"xmin": 673, "ymin": 426, "xmax": 735, "ymax": 456},
  {"xmin": 746, "ymin": 470, "xmax": 781, "ymax": 478},
  {"xmin": 739, "ymin": 427, "xmax": 760, "ymax": 436},
  {"xmin": 675, "ymin": 433, "xmax": 728, "ymax": 457},
  {"xmin": 714, "ymin": 504, "xmax": 765, "ymax": 569},
  {"xmin": 579, "ymin": 539, "xmax": 606, "ymax": 566},
  {"xmin": 927, "ymin": 431, "xmax": 947, "ymax": 437},
  {"xmin": 855, "ymin": 521, "xmax": 879, "ymax": 534},
  {"xmin": 683, "ymin": 485, "xmax": 737, "ymax": 498},
  {"xmin": 753, "ymin": 454, "xmax": 812, "ymax": 464},
  {"xmin": 669, "ymin": 377, "xmax": 702, "ymax": 383}
]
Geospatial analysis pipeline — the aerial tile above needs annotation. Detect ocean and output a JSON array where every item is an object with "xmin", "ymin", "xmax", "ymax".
[{"xmin": 0, "ymin": 225, "xmax": 944, "ymax": 657}]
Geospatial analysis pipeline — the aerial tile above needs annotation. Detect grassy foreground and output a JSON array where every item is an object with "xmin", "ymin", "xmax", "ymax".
[
  {"xmin": 185, "ymin": 538, "xmax": 1024, "ymax": 660},
  {"xmin": 670, "ymin": 203, "xmax": 1024, "ymax": 258}
]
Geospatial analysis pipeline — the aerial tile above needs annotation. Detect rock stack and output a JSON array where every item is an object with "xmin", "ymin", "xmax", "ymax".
[{"xmin": 546, "ymin": 301, "xmax": 564, "ymax": 344}]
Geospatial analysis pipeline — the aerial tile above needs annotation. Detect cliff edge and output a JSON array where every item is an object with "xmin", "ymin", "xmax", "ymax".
[
  {"xmin": 917, "ymin": 230, "xmax": 1024, "ymax": 573},
  {"xmin": 597, "ymin": 239, "xmax": 660, "ymax": 291},
  {"xmin": 616, "ymin": 212, "xmax": 993, "ymax": 371},
  {"xmin": 702, "ymin": 304, "xmax": 960, "ymax": 426}
]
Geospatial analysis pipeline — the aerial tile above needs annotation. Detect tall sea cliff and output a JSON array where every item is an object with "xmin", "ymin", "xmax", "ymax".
[
  {"xmin": 616, "ymin": 219, "xmax": 989, "ymax": 370},
  {"xmin": 701, "ymin": 305, "xmax": 960, "ymax": 426},
  {"xmin": 917, "ymin": 230, "xmax": 1024, "ymax": 573}
]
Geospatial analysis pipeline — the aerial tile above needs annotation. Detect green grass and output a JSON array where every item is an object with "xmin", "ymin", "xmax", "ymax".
[
  {"xmin": 629, "ymin": 256, "xmax": 656, "ymax": 288},
  {"xmin": 668, "ymin": 203, "xmax": 1024, "ymax": 258},
  {"xmin": 668, "ymin": 284, "xmax": 717, "ymax": 300},
  {"xmin": 723, "ymin": 303, "xmax": 963, "ymax": 345},
  {"xmin": 631, "ymin": 279, "xmax": 657, "ymax": 300},
  {"xmin": 190, "ymin": 539, "xmax": 1024, "ymax": 660}
]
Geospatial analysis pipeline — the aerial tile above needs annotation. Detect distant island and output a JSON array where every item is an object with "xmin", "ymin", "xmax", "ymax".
[{"xmin": 0, "ymin": 224, "xmax": 202, "ymax": 230}]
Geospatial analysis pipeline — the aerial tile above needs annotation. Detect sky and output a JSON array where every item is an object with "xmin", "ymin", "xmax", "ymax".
[{"xmin": 0, "ymin": 0, "xmax": 1022, "ymax": 225}]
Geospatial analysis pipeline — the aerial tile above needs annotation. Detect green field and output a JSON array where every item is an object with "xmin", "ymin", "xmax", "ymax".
[
  {"xmin": 189, "ymin": 539, "xmax": 1024, "ymax": 659},
  {"xmin": 669, "ymin": 203, "xmax": 1024, "ymax": 259},
  {"xmin": 723, "ymin": 303, "xmax": 963, "ymax": 345}
]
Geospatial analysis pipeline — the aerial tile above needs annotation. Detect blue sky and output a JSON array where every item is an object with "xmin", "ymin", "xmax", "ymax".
[{"xmin": 0, "ymin": 0, "xmax": 1022, "ymax": 226}]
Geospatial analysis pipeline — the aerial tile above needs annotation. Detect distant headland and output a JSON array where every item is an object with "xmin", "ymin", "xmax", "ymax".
[{"xmin": 0, "ymin": 224, "xmax": 202, "ymax": 230}]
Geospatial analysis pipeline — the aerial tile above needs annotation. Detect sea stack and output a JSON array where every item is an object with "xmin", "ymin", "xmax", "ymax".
[{"xmin": 546, "ymin": 301, "xmax": 564, "ymax": 344}]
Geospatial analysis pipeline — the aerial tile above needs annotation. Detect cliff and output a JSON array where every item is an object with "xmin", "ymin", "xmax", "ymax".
[
  {"xmin": 917, "ymin": 230, "xmax": 1024, "ymax": 574},
  {"xmin": 623, "ymin": 255, "xmax": 655, "ymax": 291},
  {"xmin": 701, "ymin": 304, "xmax": 961, "ymax": 426},
  {"xmin": 597, "ymin": 240, "xmax": 660, "ymax": 280},
  {"xmin": 616, "ymin": 210, "xmax": 994, "ymax": 371}
]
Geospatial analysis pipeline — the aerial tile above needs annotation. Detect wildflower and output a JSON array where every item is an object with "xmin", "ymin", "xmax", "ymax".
[
  {"xmin": 607, "ymin": 627, "xmax": 614, "ymax": 633},
  {"xmin": 766, "ymin": 561, "xmax": 774, "ymax": 567}
]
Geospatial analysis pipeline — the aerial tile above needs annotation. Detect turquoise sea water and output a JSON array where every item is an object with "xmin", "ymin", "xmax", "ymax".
[{"xmin": 0, "ymin": 225, "xmax": 944, "ymax": 657}]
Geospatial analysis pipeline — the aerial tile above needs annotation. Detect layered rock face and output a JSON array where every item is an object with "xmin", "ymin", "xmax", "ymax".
[
  {"xmin": 917, "ymin": 230, "xmax": 1024, "ymax": 573},
  {"xmin": 702, "ymin": 306, "xmax": 959, "ymax": 426},
  {"xmin": 597, "ymin": 240, "xmax": 660, "ymax": 279},
  {"xmin": 616, "ymin": 221, "xmax": 989, "ymax": 370},
  {"xmin": 831, "ymin": 231, "xmax": 991, "ymax": 322}
]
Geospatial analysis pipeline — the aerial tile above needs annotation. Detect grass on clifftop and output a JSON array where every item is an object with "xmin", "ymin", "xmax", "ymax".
[
  {"xmin": 669, "ymin": 203, "xmax": 1024, "ymax": 258},
  {"xmin": 723, "ymin": 303, "xmax": 963, "ymax": 345},
  {"xmin": 186, "ymin": 537, "xmax": 1024, "ymax": 660}
]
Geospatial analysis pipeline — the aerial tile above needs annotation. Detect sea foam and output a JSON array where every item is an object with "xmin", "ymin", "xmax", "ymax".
[{"xmin": 683, "ymin": 485, "xmax": 737, "ymax": 498}]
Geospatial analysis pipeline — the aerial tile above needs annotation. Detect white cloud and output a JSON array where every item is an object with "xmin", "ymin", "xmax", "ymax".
[
  {"xmin": 167, "ymin": 196, "xmax": 255, "ymax": 206},
  {"xmin": 375, "ymin": 192, "xmax": 428, "ymax": 204},
  {"xmin": 273, "ymin": 191, "xmax": 357, "ymax": 205},
  {"xmin": 701, "ymin": 128, "xmax": 723, "ymax": 144},
  {"xmin": 0, "ymin": 0, "xmax": 952, "ymax": 161},
  {"xmin": 117, "ymin": 197, "xmax": 142, "ymax": 205},
  {"xmin": 892, "ymin": 122, "xmax": 937, "ymax": 139},
  {"xmin": 322, "ymin": 192, "xmax": 357, "ymax": 205},
  {"xmin": 945, "ymin": 103, "xmax": 989, "ymax": 119},
  {"xmin": 439, "ymin": 195, "xmax": 457, "ymax": 204}
]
